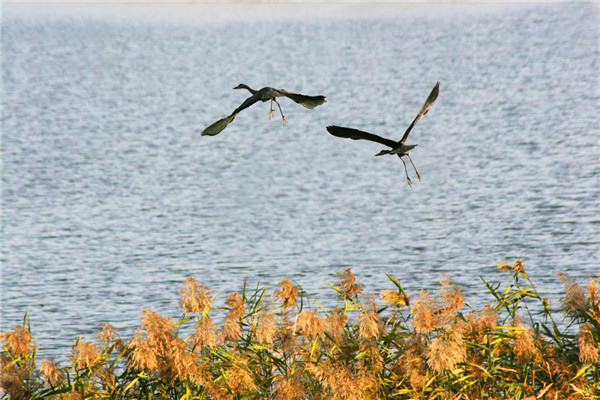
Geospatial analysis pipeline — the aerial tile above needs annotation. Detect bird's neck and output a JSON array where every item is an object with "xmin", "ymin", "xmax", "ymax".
[{"xmin": 242, "ymin": 85, "xmax": 257, "ymax": 95}]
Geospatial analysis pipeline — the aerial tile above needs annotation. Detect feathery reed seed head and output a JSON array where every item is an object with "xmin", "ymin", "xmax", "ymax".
[
  {"xmin": 409, "ymin": 370, "xmax": 427, "ymax": 389},
  {"xmin": 357, "ymin": 304, "xmax": 383, "ymax": 341},
  {"xmin": 578, "ymin": 323, "xmax": 600, "ymax": 363},
  {"xmin": 496, "ymin": 258, "xmax": 525, "ymax": 273},
  {"xmin": 276, "ymin": 278, "xmax": 299, "ymax": 309},
  {"xmin": 225, "ymin": 291, "xmax": 245, "ymax": 319},
  {"xmin": 467, "ymin": 304, "xmax": 499, "ymax": 333},
  {"xmin": 512, "ymin": 317, "xmax": 540, "ymax": 362},
  {"xmin": 513, "ymin": 258, "xmax": 524, "ymax": 272},
  {"xmin": 426, "ymin": 320, "xmax": 466, "ymax": 372},
  {"xmin": 127, "ymin": 309, "xmax": 184, "ymax": 375},
  {"xmin": 440, "ymin": 275, "xmax": 465, "ymax": 314},
  {"xmin": 223, "ymin": 291, "xmax": 245, "ymax": 341},
  {"xmin": 194, "ymin": 316, "xmax": 219, "ymax": 347},
  {"xmin": 72, "ymin": 337, "xmax": 99, "ymax": 369},
  {"xmin": 128, "ymin": 330, "xmax": 158, "ymax": 371},
  {"xmin": 227, "ymin": 357, "xmax": 257, "ymax": 394},
  {"xmin": 95, "ymin": 323, "xmax": 118, "ymax": 349},
  {"xmin": 295, "ymin": 309, "xmax": 326, "ymax": 338},
  {"xmin": 223, "ymin": 318, "xmax": 243, "ymax": 341},
  {"xmin": 273, "ymin": 374, "xmax": 304, "ymax": 400},
  {"xmin": 496, "ymin": 258, "xmax": 512, "ymax": 271},
  {"xmin": 558, "ymin": 272, "xmax": 587, "ymax": 313},
  {"xmin": 326, "ymin": 306, "xmax": 348, "ymax": 343},
  {"xmin": 380, "ymin": 289, "xmax": 410, "ymax": 308},
  {"xmin": 411, "ymin": 290, "xmax": 439, "ymax": 333},
  {"xmin": 587, "ymin": 276, "xmax": 600, "ymax": 302},
  {"xmin": 180, "ymin": 277, "xmax": 213, "ymax": 314},
  {"xmin": 253, "ymin": 312, "xmax": 277, "ymax": 345},
  {"xmin": 336, "ymin": 269, "xmax": 363, "ymax": 299},
  {"xmin": 1, "ymin": 325, "xmax": 33, "ymax": 357},
  {"xmin": 40, "ymin": 358, "xmax": 63, "ymax": 385}
]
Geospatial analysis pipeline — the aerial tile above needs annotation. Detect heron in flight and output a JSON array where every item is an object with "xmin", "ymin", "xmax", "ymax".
[
  {"xmin": 326, "ymin": 81, "xmax": 439, "ymax": 186},
  {"xmin": 201, "ymin": 84, "xmax": 326, "ymax": 136}
]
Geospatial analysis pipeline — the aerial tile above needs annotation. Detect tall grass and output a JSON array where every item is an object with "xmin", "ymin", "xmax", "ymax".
[{"xmin": 2, "ymin": 260, "xmax": 599, "ymax": 399}]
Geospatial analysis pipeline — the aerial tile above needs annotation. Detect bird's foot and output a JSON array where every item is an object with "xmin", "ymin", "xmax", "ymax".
[
  {"xmin": 268, "ymin": 109, "xmax": 275, "ymax": 120},
  {"xmin": 281, "ymin": 116, "xmax": 287, "ymax": 126},
  {"xmin": 406, "ymin": 177, "xmax": 412, "ymax": 186},
  {"xmin": 416, "ymin": 172, "xmax": 421, "ymax": 181}
]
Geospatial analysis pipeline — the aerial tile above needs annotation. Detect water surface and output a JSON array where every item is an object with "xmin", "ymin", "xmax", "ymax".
[{"xmin": 2, "ymin": 2, "xmax": 599, "ymax": 357}]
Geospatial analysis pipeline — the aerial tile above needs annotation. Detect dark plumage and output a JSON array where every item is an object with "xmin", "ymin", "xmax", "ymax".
[
  {"xmin": 202, "ymin": 84, "xmax": 326, "ymax": 136},
  {"xmin": 327, "ymin": 81, "xmax": 439, "ymax": 186}
]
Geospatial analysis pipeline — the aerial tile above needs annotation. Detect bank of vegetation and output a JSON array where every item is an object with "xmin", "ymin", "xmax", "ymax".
[{"xmin": 2, "ymin": 260, "xmax": 599, "ymax": 399}]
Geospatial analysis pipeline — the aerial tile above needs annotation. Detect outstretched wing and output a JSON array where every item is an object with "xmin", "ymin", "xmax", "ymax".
[
  {"xmin": 326, "ymin": 125, "xmax": 398, "ymax": 148},
  {"xmin": 231, "ymin": 94, "xmax": 261, "ymax": 115},
  {"xmin": 201, "ymin": 114, "xmax": 237, "ymax": 136},
  {"xmin": 399, "ymin": 81, "xmax": 439, "ymax": 144},
  {"xmin": 278, "ymin": 89, "xmax": 326, "ymax": 109},
  {"xmin": 201, "ymin": 94, "xmax": 260, "ymax": 136}
]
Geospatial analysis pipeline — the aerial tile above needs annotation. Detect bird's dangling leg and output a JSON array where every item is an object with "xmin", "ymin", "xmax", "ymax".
[
  {"xmin": 401, "ymin": 157, "xmax": 412, "ymax": 186},
  {"xmin": 273, "ymin": 99, "xmax": 286, "ymax": 125},
  {"xmin": 268, "ymin": 100, "xmax": 275, "ymax": 120},
  {"xmin": 407, "ymin": 154, "xmax": 421, "ymax": 181}
]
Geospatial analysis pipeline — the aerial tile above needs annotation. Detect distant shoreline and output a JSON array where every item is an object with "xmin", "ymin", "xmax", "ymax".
[{"xmin": 3, "ymin": 1, "xmax": 546, "ymax": 23}]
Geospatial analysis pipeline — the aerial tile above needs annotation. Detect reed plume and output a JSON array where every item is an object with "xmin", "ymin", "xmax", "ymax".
[
  {"xmin": 1, "ymin": 325, "xmax": 33, "ymax": 357},
  {"xmin": 578, "ymin": 322, "xmax": 600, "ymax": 364},
  {"xmin": 223, "ymin": 291, "xmax": 245, "ymax": 341},
  {"xmin": 326, "ymin": 306, "xmax": 348, "ymax": 343},
  {"xmin": 426, "ymin": 320, "xmax": 467, "ymax": 372},
  {"xmin": 496, "ymin": 258, "xmax": 525, "ymax": 273},
  {"xmin": 180, "ymin": 277, "xmax": 213, "ymax": 314},
  {"xmin": 253, "ymin": 311, "xmax": 277, "ymax": 345},
  {"xmin": 336, "ymin": 269, "xmax": 363, "ymax": 299},
  {"xmin": 2, "ymin": 266, "xmax": 599, "ymax": 399},
  {"xmin": 357, "ymin": 300, "xmax": 383, "ymax": 342},
  {"xmin": 295, "ymin": 309, "xmax": 325, "ymax": 338},
  {"xmin": 380, "ymin": 289, "xmax": 409, "ymax": 308},
  {"xmin": 94, "ymin": 323, "xmax": 120, "ymax": 350},
  {"xmin": 411, "ymin": 290, "xmax": 440, "ymax": 333},
  {"xmin": 39, "ymin": 358, "xmax": 63, "ymax": 386},
  {"xmin": 72, "ymin": 337, "xmax": 100, "ymax": 369},
  {"xmin": 276, "ymin": 278, "xmax": 299, "ymax": 309},
  {"xmin": 511, "ymin": 316, "xmax": 541, "ymax": 362}
]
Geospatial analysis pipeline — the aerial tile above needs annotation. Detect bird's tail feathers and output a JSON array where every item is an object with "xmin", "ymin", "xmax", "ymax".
[{"xmin": 284, "ymin": 93, "xmax": 326, "ymax": 109}]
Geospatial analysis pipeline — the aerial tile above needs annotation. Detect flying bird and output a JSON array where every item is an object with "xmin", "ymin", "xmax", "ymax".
[
  {"xmin": 326, "ymin": 81, "xmax": 439, "ymax": 186},
  {"xmin": 202, "ymin": 84, "xmax": 326, "ymax": 136}
]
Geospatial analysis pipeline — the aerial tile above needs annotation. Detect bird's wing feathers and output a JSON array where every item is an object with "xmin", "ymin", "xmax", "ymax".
[
  {"xmin": 231, "ymin": 95, "xmax": 261, "ymax": 116},
  {"xmin": 399, "ymin": 81, "xmax": 440, "ymax": 144},
  {"xmin": 278, "ymin": 89, "xmax": 326, "ymax": 109},
  {"xmin": 202, "ymin": 94, "xmax": 260, "ymax": 136},
  {"xmin": 201, "ymin": 114, "xmax": 237, "ymax": 136},
  {"xmin": 326, "ymin": 125, "xmax": 398, "ymax": 148}
]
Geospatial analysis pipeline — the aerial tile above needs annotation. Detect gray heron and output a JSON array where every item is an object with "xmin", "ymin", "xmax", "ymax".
[
  {"xmin": 202, "ymin": 84, "xmax": 326, "ymax": 136},
  {"xmin": 326, "ymin": 82, "xmax": 439, "ymax": 186}
]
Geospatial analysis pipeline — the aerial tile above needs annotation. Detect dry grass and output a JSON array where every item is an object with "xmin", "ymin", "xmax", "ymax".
[{"xmin": 2, "ymin": 260, "xmax": 599, "ymax": 399}]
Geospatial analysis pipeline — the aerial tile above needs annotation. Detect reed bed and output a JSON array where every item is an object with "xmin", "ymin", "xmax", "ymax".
[{"xmin": 2, "ymin": 260, "xmax": 599, "ymax": 399}]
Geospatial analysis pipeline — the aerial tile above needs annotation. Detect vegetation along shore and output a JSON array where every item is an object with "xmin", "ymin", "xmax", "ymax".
[{"xmin": 2, "ymin": 260, "xmax": 599, "ymax": 399}]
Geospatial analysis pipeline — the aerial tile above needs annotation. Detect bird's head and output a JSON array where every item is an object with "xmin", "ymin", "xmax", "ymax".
[
  {"xmin": 233, "ymin": 84, "xmax": 248, "ymax": 90},
  {"xmin": 375, "ymin": 149, "xmax": 391, "ymax": 156}
]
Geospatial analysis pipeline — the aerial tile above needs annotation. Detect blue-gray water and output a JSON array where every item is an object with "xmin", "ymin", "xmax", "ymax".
[{"xmin": 2, "ymin": 2, "xmax": 599, "ymax": 358}]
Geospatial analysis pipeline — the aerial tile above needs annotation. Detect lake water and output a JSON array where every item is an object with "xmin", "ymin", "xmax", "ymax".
[{"xmin": 2, "ymin": 2, "xmax": 599, "ymax": 358}]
